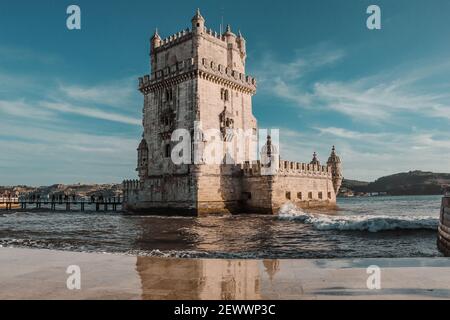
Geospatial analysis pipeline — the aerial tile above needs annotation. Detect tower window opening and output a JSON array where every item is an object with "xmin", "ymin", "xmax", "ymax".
[
  {"xmin": 285, "ymin": 192, "xmax": 291, "ymax": 200},
  {"xmin": 318, "ymin": 192, "xmax": 323, "ymax": 200},
  {"xmin": 221, "ymin": 88, "xmax": 229, "ymax": 101},
  {"xmin": 308, "ymin": 192, "xmax": 313, "ymax": 200},
  {"xmin": 297, "ymin": 192, "xmax": 302, "ymax": 200},
  {"xmin": 328, "ymin": 192, "xmax": 332, "ymax": 199},
  {"xmin": 164, "ymin": 144, "xmax": 171, "ymax": 158},
  {"xmin": 165, "ymin": 88, "xmax": 173, "ymax": 102}
]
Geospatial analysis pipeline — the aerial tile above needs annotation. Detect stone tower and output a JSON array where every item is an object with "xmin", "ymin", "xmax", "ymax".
[
  {"xmin": 327, "ymin": 146, "xmax": 343, "ymax": 194},
  {"xmin": 126, "ymin": 9, "xmax": 258, "ymax": 214}
]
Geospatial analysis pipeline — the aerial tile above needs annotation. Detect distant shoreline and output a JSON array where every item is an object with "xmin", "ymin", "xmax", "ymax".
[{"xmin": 338, "ymin": 193, "xmax": 443, "ymax": 198}]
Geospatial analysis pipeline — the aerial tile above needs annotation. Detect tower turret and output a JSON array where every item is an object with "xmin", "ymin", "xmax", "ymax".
[
  {"xmin": 327, "ymin": 146, "xmax": 343, "ymax": 194},
  {"xmin": 191, "ymin": 8, "xmax": 205, "ymax": 34},
  {"xmin": 310, "ymin": 152, "xmax": 320, "ymax": 166},
  {"xmin": 224, "ymin": 24, "xmax": 237, "ymax": 46},
  {"xmin": 137, "ymin": 137, "xmax": 149, "ymax": 180},
  {"xmin": 261, "ymin": 135, "xmax": 279, "ymax": 175},
  {"xmin": 236, "ymin": 30, "xmax": 247, "ymax": 62},
  {"xmin": 151, "ymin": 28, "xmax": 161, "ymax": 50}
]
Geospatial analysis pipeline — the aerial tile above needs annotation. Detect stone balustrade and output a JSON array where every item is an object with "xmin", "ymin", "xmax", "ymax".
[{"xmin": 242, "ymin": 160, "xmax": 331, "ymax": 177}]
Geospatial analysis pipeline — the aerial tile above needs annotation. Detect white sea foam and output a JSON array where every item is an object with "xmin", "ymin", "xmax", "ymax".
[{"xmin": 278, "ymin": 202, "xmax": 439, "ymax": 232}]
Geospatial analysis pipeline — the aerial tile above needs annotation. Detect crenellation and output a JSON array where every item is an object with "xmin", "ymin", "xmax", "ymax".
[{"xmin": 155, "ymin": 28, "xmax": 193, "ymax": 51}]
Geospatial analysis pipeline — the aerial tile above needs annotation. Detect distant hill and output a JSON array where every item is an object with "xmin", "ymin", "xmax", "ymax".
[
  {"xmin": 342, "ymin": 171, "xmax": 450, "ymax": 196},
  {"xmin": 0, "ymin": 184, "xmax": 122, "ymax": 198}
]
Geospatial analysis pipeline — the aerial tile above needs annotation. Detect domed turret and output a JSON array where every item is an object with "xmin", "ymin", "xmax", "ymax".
[
  {"xmin": 151, "ymin": 28, "xmax": 161, "ymax": 50},
  {"xmin": 327, "ymin": 146, "xmax": 343, "ymax": 193},
  {"xmin": 224, "ymin": 24, "xmax": 237, "ymax": 46},
  {"xmin": 137, "ymin": 138, "xmax": 149, "ymax": 179},
  {"xmin": 310, "ymin": 152, "xmax": 320, "ymax": 166},
  {"xmin": 261, "ymin": 135, "xmax": 278, "ymax": 159},
  {"xmin": 191, "ymin": 8, "xmax": 205, "ymax": 34},
  {"xmin": 236, "ymin": 30, "xmax": 247, "ymax": 61},
  {"xmin": 261, "ymin": 135, "xmax": 279, "ymax": 175}
]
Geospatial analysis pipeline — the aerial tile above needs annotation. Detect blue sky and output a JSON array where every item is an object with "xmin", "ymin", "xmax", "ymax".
[{"xmin": 1, "ymin": 0, "xmax": 450, "ymax": 185}]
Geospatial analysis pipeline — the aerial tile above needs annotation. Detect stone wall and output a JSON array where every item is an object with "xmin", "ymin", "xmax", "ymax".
[
  {"xmin": 124, "ymin": 175, "xmax": 197, "ymax": 215},
  {"xmin": 438, "ymin": 195, "xmax": 450, "ymax": 256},
  {"xmin": 196, "ymin": 164, "xmax": 243, "ymax": 215}
]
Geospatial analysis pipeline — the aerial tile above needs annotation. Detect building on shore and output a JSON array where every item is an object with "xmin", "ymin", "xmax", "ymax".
[{"xmin": 123, "ymin": 10, "xmax": 342, "ymax": 215}]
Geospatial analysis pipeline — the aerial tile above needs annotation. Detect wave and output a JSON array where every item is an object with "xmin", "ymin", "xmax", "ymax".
[
  {"xmin": 0, "ymin": 240, "xmax": 272, "ymax": 259},
  {"xmin": 278, "ymin": 202, "xmax": 439, "ymax": 232}
]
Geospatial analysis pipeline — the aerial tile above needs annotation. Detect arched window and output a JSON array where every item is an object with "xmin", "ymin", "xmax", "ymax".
[
  {"xmin": 165, "ymin": 144, "xmax": 171, "ymax": 158},
  {"xmin": 165, "ymin": 88, "xmax": 173, "ymax": 102},
  {"xmin": 221, "ymin": 89, "xmax": 229, "ymax": 102},
  {"xmin": 138, "ymin": 138, "xmax": 149, "ymax": 176}
]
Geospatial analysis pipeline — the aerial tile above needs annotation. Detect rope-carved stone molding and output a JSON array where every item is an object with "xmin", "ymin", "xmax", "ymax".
[{"xmin": 139, "ymin": 58, "xmax": 257, "ymax": 95}]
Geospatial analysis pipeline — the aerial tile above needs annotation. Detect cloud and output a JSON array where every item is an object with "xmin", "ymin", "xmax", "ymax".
[
  {"xmin": 57, "ymin": 77, "xmax": 138, "ymax": 109},
  {"xmin": 310, "ymin": 126, "xmax": 450, "ymax": 180},
  {"xmin": 254, "ymin": 46, "xmax": 450, "ymax": 124},
  {"xmin": 0, "ymin": 99, "xmax": 55, "ymax": 120},
  {"xmin": 0, "ymin": 68, "xmax": 141, "ymax": 184},
  {"xmin": 251, "ymin": 45, "xmax": 450, "ymax": 180},
  {"xmin": 0, "ymin": 45, "xmax": 61, "ymax": 65},
  {"xmin": 253, "ymin": 44, "xmax": 345, "ymax": 106},
  {"xmin": 0, "ymin": 122, "xmax": 138, "ymax": 185},
  {"xmin": 40, "ymin": 101, "xmax": 141, "ymax": 126},
  {"xmin": 313, "ymin": 80, "xmax": 450, "ymax": 122}
]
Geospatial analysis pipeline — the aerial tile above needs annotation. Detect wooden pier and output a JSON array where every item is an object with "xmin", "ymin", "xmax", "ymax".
[{"xmin": 0, "ymin": 196, "xmax": 122, "ymax": 212}]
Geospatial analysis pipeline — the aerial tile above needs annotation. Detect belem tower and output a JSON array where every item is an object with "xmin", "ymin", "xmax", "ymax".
[{"xmin": 123, "ymin": 10, "xmax": 343, "ymax": 215}]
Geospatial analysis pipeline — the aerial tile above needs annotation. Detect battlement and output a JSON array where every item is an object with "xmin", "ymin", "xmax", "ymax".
[
  {"xmin": 139, "ymin": 57, "xmax": 256, "ymax": 94},
  {"xmin": 154, "ymin": 25, "xmax": 244, "ymax": 50},
  {"xmin": 242, "ymin": 160, "xmax": 331, "ymax": 177},
  {"xmin": 153, "ymin": 28, "xmax": 193, "ymax": 51},
  {"xmin": 138, "ymin": 57, "xmax": 196, "ymax": 92}
]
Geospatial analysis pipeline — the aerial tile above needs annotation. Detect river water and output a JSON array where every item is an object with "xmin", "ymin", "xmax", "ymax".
[{"xmin": 0, "ymin": 195, "xmax": 442, "ymax": 258}]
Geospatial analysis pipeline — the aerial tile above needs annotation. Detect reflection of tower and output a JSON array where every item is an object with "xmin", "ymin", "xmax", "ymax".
[
  {"xmin": 136, "ymin": 257, "xmax": 204, "ymax": 300},
  {"xmin": 135, "ymin": 257, "xmax": 262, "ymax": 299},
  {"xmin": 263, "ymin": 260, "xmax": 280, "ymax": 282},
  {"xmin": 327, "ymin": 146, "xmax": 343, "ymax": 194},
  {"xmin": 198, "ymin": 260, "xmax": 262, "ymax": 300}
]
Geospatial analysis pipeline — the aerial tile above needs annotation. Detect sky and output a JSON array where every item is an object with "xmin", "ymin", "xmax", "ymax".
[{"xmin": 0, "ymin": 0, "xmax": 450, "ymax": 185}]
